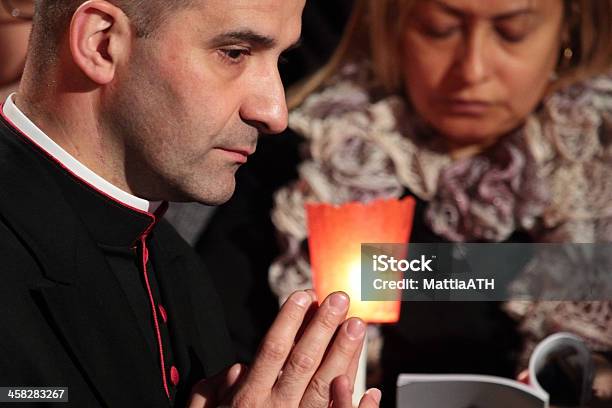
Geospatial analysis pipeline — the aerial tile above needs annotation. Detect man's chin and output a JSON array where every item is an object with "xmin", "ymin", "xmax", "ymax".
[
  {"xmin": 197, "ymin": 193, "xmax": 235, "ymax": 206},
  {"xmin": 190, "ymin": 180, "xmax": 237, "ymax": 206}
]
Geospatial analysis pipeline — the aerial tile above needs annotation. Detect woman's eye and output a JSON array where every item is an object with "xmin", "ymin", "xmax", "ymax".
[
  {"xmin": 496, "ymin": 28, "xmax": 529, "ymax": 43},
  {"xmin": 497, "ymin": 31, "xmax": 526, "ymax": 43},
  {"xmin": 495, "ymin": 19, "xmax": 533, "ymax": 43},
  {"xmin": 425, "ymin": 26, "xmax": 460, "ymax": 38},
  {"xmin": 418, "ymin": 21, "xmax": 461, "ymax": 39}
]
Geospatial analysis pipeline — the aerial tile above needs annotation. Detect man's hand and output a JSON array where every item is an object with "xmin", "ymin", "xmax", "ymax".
[
  {"xmin": 189, "ymin": 291, "xmax": 381, "ymax": 407},
  {"xmin": 331, "ymin": 375, "xmax": 382, "ymax": 408},
  {"xmin": 188, "ymin": 363, "xmax": 247, "ymax": 407}
]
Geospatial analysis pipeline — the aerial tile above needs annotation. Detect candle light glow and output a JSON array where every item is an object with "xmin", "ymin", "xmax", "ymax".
[{"xmin": 306, "ymin": 197, "xmax": 416, "ymax": 323}]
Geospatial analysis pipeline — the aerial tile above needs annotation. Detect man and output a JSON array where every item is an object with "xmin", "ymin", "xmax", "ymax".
[{"xmin": 0, "ymin": 0, "xmax": 380, "ymax": 407}]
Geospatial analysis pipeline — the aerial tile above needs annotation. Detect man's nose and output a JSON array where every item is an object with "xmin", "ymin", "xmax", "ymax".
[{"xmin": 240, "ymin": 69, "xmax": 288, "ymax": 135}]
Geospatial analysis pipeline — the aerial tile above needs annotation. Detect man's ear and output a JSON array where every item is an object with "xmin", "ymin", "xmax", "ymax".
[{"xmin": 69, "ymin": 0, "xmax": 132, "ymax": 85}]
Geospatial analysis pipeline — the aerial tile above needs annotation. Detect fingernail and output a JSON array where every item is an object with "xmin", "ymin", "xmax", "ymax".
[
  {"xmin": 329, "ymin": 292, "xmax": 349, "ymax": 312},
  {"xmin": 306, "ymin": 289, "xmax": 318, "ymax": 303},
  {"xmin": 366, "ymin": 388, "xmax": 382, "ymax": 403},
  {"xmin": 292, "ymin": 291, "xmax": 311, "ymax": 307},
  {"xmin": 346, "ymin": 318, "xmax": 365, "ymax": 339},
  {"xmin": 227, "ymin": 363, "xmax": 243, "ymax": 382}
]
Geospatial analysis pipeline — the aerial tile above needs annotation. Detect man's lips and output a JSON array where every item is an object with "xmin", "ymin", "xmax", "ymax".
[{"xmin": 215, "ymin": 147, "xmax": 255, "ymax": 164}]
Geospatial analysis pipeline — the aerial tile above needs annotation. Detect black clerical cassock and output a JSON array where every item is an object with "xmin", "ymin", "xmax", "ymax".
[{"xmin": 0, "ymin": 102, "xmax": 235, "ymax": 407}]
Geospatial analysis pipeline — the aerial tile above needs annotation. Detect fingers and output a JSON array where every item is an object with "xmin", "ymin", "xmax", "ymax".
[
  {"xmin": 330, "ymin": 376, "xmax": 382, "ymax": 408},
  {"xmin": 273, "ymin": 292, "xmax": 349, "ymax": 404},
  {"xmin": 247, "ymin": 290, "xmax": 316, "ymax": 391},
  {"xmin": 295, "ymin": 290, "xmax": 320, "ymax": 341},
  {"xmin": 188, "ymin": 381, "xmax": 212, "ymax": 407},
  {"xmin": 330, "ymin": 375, "xmax": 352, "ymax": 407},
  {"xmin": 358, "ymin": 389, "xmax": 382, "ymax": 408},
  {"xmin": 227, "ymin": 363, "xmax": 246, "ymax": 383},
  {"xmin": 517, "ymin": 369, "xmax": 529, "ymax": 385},
  {"xmin": 301, "ymin": 318, "xmax": 366, "ymax": 406},
  {"xmin": 346, "ymin": 327, "xmax": 366, "ymax": 387},
  {"xmin": 188, "ymin": 363, "xmax": 245, "ymax": 408},
  {"xmin": 222, "ymin": 364, "xmax": 248, "ymax": 399}
]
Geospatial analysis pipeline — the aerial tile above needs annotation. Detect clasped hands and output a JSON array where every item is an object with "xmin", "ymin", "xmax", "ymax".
[{"xmin": 189, "ymin": 291, "xmax": 381, "ymax": 408}]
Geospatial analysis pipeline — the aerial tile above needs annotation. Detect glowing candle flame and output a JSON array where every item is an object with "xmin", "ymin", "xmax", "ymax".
[{"xmin": 306, "ymin": 197, "xmax": 415, "ymax": 323}]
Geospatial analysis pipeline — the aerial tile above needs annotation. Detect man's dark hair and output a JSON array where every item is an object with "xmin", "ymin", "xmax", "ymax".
[{"xmin": 30, "ymin": 0, "xmax": 193, "ymax": 65}]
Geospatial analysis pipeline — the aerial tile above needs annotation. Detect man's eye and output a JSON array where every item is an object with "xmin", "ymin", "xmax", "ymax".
[{"xmin": 218, "ymin": 48, "xmax": 250, "ymax": 64}]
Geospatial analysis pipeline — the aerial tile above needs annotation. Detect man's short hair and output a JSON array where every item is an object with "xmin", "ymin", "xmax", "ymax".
[{"xmin": 30, "ymin": 0, "xmax": 194, "ymax": 66}]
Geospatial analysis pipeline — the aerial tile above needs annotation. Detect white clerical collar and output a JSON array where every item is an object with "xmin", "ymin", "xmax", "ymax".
[{"xmin": 2, "ymin": 93, "xmax": 162, "ymax": 214}]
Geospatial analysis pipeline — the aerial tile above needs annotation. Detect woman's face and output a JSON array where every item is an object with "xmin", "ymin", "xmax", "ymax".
[
  {"xmin": 0, "ymin": 1, "xmax": 33, "ymax": 87},
  {"xmin": 401, "ymin": 0, "xmax": 564, "ymax": 147}
]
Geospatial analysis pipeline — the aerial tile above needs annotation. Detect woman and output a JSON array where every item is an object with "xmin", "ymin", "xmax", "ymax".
[
  {"xmin": 0, "ymin": 0, "xmax": 34, "ymax": 103},
  {"xmin": 269, "ymin": 0, "xmax": 612, "ymax": 405},
  {"xmin": 0, "ymin": 0, "xmax": 33, "ymax": 100}
]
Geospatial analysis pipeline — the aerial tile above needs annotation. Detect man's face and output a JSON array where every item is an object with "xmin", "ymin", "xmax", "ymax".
[{"xmin": 106, "ymin": 0, "xmax": 305, "ymax": 204}]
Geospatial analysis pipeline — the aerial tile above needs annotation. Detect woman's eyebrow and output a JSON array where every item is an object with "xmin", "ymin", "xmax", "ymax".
[
  {"xmin": 432, "ymin": 0, "xmax": 535, "ymax": 20},
  {"xmin": 431, "ymin": 0, "xmax": 465, "ymax": 17},
  {"xmin": 492, "ymin": 8, "xmax": 536, "ymax": 22}
]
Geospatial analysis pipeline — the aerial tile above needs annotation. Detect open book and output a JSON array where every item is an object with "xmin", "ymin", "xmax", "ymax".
[{"xmin": 397, "ymin": 333, "xmax": 593, "ymax": 408}]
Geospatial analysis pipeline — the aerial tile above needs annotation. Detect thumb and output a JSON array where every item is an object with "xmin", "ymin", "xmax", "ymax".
[
  {"xmin": 517, "ymin": 369, "xmax": 530, "ymax": 385},
  {"xmin": 188, "ymin": 363, "xmax": 246, "ymax": 407}
]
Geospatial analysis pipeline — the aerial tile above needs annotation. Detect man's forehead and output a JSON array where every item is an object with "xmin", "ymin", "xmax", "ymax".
[
  {"xmin": 229, "ymin": 0, "xmax": 304, "ymax": 14},
  {"xmin": 186, "ymin": 0, "xmax": 305, "ymax": 51},
  {"xmin": 194, "ymin": 0, "xmax": 305, "ymax": 43}
]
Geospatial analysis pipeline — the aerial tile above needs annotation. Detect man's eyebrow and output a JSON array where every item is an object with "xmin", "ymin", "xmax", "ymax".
[
  {"xmin": 284, "ymin": 38, "xmax": 303, "ymax": 53},
  {"xmin": 210, "ymin": 30, "xmax": 277, "ymax": 49},
  {"xmin": 432, "ymin": 0, "xmax": 535, "ymax": 19}
]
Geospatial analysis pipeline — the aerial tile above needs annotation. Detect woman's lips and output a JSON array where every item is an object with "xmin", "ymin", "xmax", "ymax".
[{"xmin": 444, "ymin": 98, "xmax": 494, "ymax": 115}]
